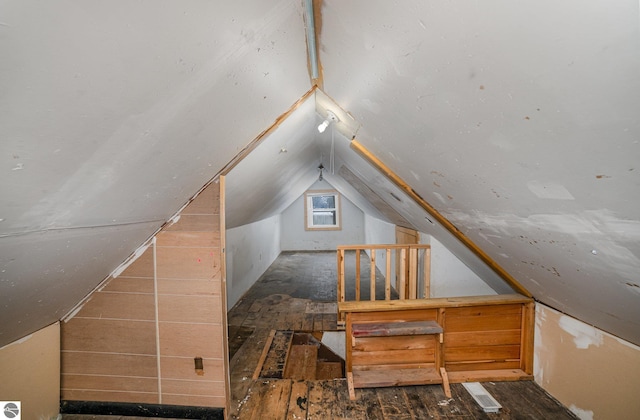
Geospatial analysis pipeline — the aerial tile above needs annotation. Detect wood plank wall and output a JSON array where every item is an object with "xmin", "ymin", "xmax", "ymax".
[
  {"xmin": 443, "ymin": 304, "xmax": 523, "ymax": 372},
  {"xmin": 61, "ymin": 182, "xmax": 227, "ymax": 407},
  {"xmin": 350, "ymin": 309, "xmax": 440, "ymax": 370}
]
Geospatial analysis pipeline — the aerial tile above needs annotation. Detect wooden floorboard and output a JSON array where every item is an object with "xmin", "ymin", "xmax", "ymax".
[
  {"xmin": 64, "ymin": 251, "xmax": 578, "ymax": 420},
  {"xmin": 227, "ymin": 252, "xmax": 578, "ymax": 420}
]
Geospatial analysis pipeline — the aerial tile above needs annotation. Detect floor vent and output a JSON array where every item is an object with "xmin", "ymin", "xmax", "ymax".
[{"xmin": 461, "ymin": 382, "xmax": 502, "ymax": 413}]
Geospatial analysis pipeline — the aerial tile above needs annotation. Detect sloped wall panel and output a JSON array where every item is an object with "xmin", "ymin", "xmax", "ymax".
[{"xmin": 61, "ymin": 182, "xmax": 226, "ymax": 407}]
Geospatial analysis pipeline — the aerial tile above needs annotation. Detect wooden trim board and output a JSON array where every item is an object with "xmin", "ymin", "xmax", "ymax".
[
  {"xmin": 350, "ymin": 139, "xmax": 531, "ymax": 298},
  {"xmin": 339, "ymin": 294, "xmax": 533, "ymax": 314}
]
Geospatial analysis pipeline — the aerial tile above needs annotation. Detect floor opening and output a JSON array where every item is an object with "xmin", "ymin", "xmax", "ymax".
[{"xmin": 255, "ymin": 330, "xmax": 344, "ymax": 381}]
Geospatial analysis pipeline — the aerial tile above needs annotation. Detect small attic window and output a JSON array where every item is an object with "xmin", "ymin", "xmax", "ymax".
[{"xmin": 305, "ymin": 190, "xmax": 341, "ymax": 231}]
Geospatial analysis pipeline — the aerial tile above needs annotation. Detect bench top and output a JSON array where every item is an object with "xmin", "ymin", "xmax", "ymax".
[{"xmin": 352, "ymin": 320, "xmax": 443, "ymax": 337}]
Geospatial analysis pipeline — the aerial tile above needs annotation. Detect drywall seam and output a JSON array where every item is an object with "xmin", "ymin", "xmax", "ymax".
[{"xmin": 152, "ymin": 237, "xmax": 162, "ymax": 403}]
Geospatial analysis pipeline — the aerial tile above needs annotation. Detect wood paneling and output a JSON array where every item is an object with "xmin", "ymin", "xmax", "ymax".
[
  {"xmin": 157, "ymin": 278, "xmax": 221, "ymax": 296},
  {"xmin": 182, "ymin": 186, "xmax": 219, "ymax": 215},
  {"xmin": 157, "ymin": 295, "xmax": 222, "ymax": 324},
  {"xmin": 444, "ymin": 329, "xmax": 521, "ymax": 347},
  {"xmin": 118, "ymin": 247, "xmax": 154, "ymax": 278},
  {"xmin": 155, "ymin": 247, "xmax": 220, "ymax": 280},
  {"xmin": 60, "ymin": 389, "xmax": 159, "ymax": 404},
  {"xmin": 162, "ymin": 395, "xmax": 227, "ymax": 409},
  {"xmin": 160, "ymin": 357, "xmax": 224, "ymax": 380},
  {"xmin": 161, "ymin": 378, "xmax": 225, "ymax": 396},
  {"xmin": 62, "ymin": 374, "xmax": 158, "ymax": 393},
  {"xmin": 444, "ymin": 314, "xmax": 522, "ymax": 331},
  {"xmin": 354, "ymin": 335, "xmax": 436, "ymax": 352},
  {"xmin": 61, "ymin": 352, "xmax": 157, "ymax": 377},
  {"xmin": 60, "ymin": 181, "xmax": 227, "ymax": 409},
  {"xmin": 61, "ymin": 318, "xmax": 156, "ymax": 354},
  {"xmin": 163, "ymin": 215, "xmax": 220, "ymax": 233},
  {"xmin": 156, "ymin": 231, "xmax": 220, "ymax": 247},
  {"xmin": 75, "ymin": 292, "xmax": 156, "ymax": 320},
  {"xmin": 445, "ymin": 360, "xmax": 521, "ymax": 372},
  {"xmin": 158, "ymin": 323, "xmax": 224, "ymax": 358},
  {"xmin": 352, "ymin": 347, "xmax": 436, "ymax": 366},
  {"xmin": 350, "ymin": 308, "xmax": 438, "ymax": 324},
  {"xmin": 444, "ymin": 345, "xmax": 521, "ymax": 362},
  {"xmin": 101, "ymin": 277, "xmax": 154, "ymax": 293}
]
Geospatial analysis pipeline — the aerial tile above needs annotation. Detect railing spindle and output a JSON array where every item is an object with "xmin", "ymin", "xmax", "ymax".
[
  {"xmin": 336, "ymin": 244, "xmax": 431, "ymax": 304},
  {"xmin": 370, "ymin": 249, "xmax": 376, "ymax": 301},
  {"xmin": 385, "ymin": 248, "xmax": 391, "ymax": 300},
  {"xmin": 355, "ymin": 249, "xmax": 361, "ymax": 301},
  {"xmin": 399, "ymin": 248, "xmax": 406, "ymax": 300},
  {"xmin": 339, "ymin": 249, "xmax": 345, "ymax": 303},
  {"xmin": 424, "ymin": 247, "xmax": 431, "ymax": 298}
]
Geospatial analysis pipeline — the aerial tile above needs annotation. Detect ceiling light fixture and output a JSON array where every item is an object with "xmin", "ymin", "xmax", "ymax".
[
  {"xmin": 318, "ymin": 111, "xmax": 339, "ymax": 133},
  {"xmin": 318, "ymin": 163, "xmax": 324, "ymax": 181}
]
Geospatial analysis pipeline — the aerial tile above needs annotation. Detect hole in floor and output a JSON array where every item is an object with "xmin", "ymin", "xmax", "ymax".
[{"xmin": 256, "ymin": 330, "xmax": 345, "ymax": 380}]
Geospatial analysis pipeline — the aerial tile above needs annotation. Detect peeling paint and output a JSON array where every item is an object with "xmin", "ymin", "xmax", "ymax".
[
  {"xmin": 0, "ymin": 333, "xmax": 32, "ymax": 350},
  {"xmin": 111, "ymin": 242, "xmax": 151, "ymax": 278},
  {"xmin": 527, "ymin": 180, "xmax": 574, "ymax": 200},
  {"xmin": 569, "ymin": 405, "xmax": 594, "ymax": 420},
  {"xmin": 167, "ymin": 214, "xmax": 181, "ymax": 226},
  {"xmin": 432, "ymin": 191, "xmax": 446, "ymax": 205},
  {"xmin": 558, "ymin": 315, "xmax": 603, "ymax": 349},
  {"xmin": 533, "ymin": 305, "xmax": 546, "ymax": 384},
  {"xmin": 62, "ymin": 302, "xmax": 86, "ymax": 323}
]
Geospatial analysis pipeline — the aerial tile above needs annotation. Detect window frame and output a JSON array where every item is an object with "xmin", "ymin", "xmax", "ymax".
[{"xmin": 304, "ymin": 190, "xmax": 342, "ymax": 231}]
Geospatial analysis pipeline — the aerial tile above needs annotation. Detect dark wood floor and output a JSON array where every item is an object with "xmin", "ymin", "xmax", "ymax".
[{"xmin": 227, "ymin": 251, "xmax": 577, "ymax": 420}]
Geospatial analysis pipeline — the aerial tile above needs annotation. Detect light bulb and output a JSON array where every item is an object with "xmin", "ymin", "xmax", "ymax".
[{"xmin": 318, "ymin": 119, "xmax": 330, "ymax": 133}]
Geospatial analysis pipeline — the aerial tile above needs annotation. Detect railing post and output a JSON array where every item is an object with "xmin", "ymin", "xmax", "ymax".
[
  {"xmin": 385, "ymin": 248, "xmax": 391, "ymax": 300},
  {"xmin": 338, "ymin": 249, "xmax": 345, "ymax": 303},
  {"xmin": 424, "ymin": 246, "xmax": 431, "ymax": 298},
  {"xmin": 355, "ymin": 249, "xmax": 361, "ymax": 301},
  {"xmin": 370, "ymin": 249, "xmax": 376, "ymax": 301},
  {"xmin": 399, "ymin": 248, "xmax": 406, "ymax": 300},
  {"xmin": 409, "ymin": 246, "xmax": 418, "ymax": 299}
]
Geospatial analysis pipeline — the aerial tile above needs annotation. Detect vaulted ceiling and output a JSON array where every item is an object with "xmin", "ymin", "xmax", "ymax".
[{"xmin": 1, "ymin": 0, "xmax": 638, "ymax": 348}]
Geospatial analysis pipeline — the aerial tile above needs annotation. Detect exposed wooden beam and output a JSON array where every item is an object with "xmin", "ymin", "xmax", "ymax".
[{"xmin": 350, "ymin": 139, "xmax": 532, "ymax": 298}]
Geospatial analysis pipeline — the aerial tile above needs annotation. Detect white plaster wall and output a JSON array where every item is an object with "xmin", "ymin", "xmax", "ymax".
[
  {"xmin": 363, "ymin": 214, "xmax": 396, "ymax": 275},
  {"xmin": 534, "ymin": 303, "xmax": 640, "ymax": 420},
  {"xmin": 363, "ymin": 215, "xmax": 396, "ymax": 246},
  {"xmin": 226, "ymin": 215, "xmax": 281, "ymax": 309},
  {"xmin": 280, "ymin": 180, "xmax": 365, "ymax": 250},
  {"xmin": 0, "ymin": 323, "xmax": 60, "ymax": 420},
  {"xmin": 422, "ymin": 234, "xmax": 497, "ymax": 297}
]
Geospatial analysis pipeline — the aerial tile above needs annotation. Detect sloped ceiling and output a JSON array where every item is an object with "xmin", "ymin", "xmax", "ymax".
[{"xmin": 1, "ymin": 0, "xmax": 639, "ymax": 348}]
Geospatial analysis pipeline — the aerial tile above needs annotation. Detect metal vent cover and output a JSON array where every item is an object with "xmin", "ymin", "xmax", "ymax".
[{"xmin": 461, "ymin": 382, "xmax": 502, "ymax": 413}]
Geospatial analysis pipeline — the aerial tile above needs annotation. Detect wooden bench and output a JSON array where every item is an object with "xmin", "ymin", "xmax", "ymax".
[
  {"xmin": 347, "ymin": 318, "xmax": 448, "ymax": 400},
  {"xmin": 340, "ymin": 295, "xmax": 535, "ymax": 400}
]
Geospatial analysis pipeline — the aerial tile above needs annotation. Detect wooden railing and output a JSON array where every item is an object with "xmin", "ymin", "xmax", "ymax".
[{"xmin": 336, "ymin": 244, "xmax": 431, "ymax": 304}]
